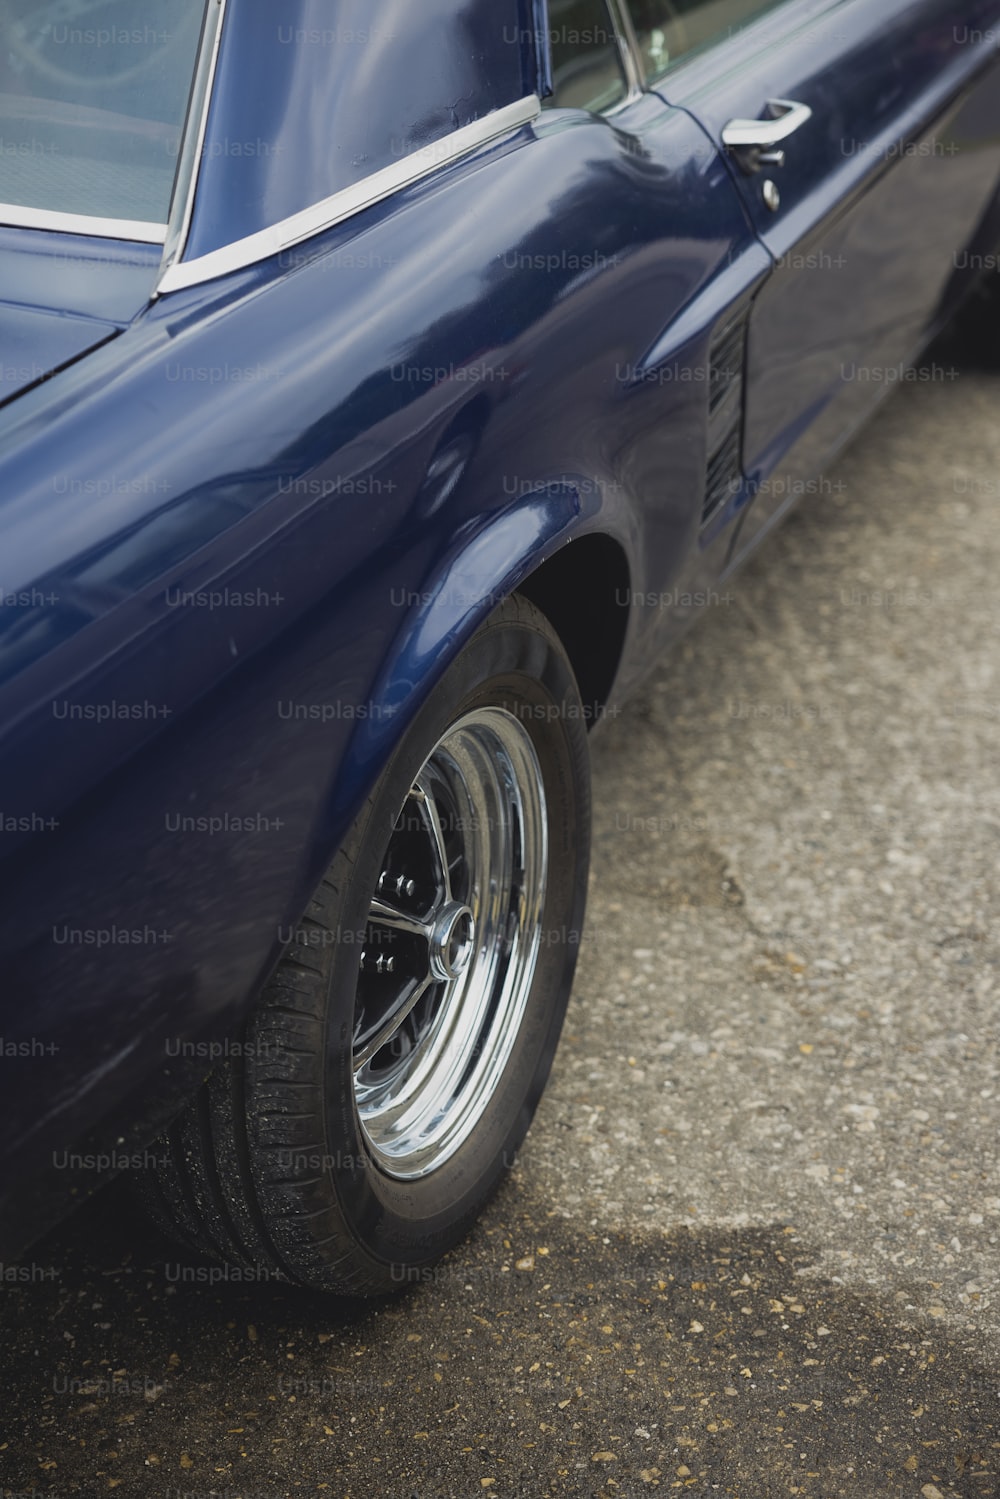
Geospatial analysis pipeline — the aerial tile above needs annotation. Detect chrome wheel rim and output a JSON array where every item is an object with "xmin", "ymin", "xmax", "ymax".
[{"xmin": 352, "ymin": 707, "xmax": 548, "ymax": 1180}]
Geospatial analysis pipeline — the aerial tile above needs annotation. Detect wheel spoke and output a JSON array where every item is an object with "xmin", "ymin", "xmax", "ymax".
[
  {"xmin": 411, "ymin": 779, "xmax": 453, "ymax": 902},
  {"xmin": 352, "ymin": 706, "xmax": 550, "ymax": 1180},
  {"xmin": 353, "ymin": 975, "xmax": 435, "ymax": 1071},
  {"xmin": 368, "ymin": 897, "xmax": 433, "ymax": 942}
]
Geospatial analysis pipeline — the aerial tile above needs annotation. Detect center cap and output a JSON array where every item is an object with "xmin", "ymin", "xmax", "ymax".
[{"xmin": 429, "ymin": 902, "xmax": 476, "ymax": 982}]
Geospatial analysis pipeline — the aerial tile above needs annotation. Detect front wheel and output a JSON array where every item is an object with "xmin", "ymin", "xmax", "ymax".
[{"xmin": 135, "ymin": 595, "xmax": 591, "ymax": 1294}]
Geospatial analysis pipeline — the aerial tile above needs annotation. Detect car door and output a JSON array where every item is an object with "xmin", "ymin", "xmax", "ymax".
[
  {"xmin": 625, "ymin": 0, "xmax": 1000, "ymax": 559},
  {"xmin": 527, "ymin": 0, "xmax": 777, "ymax": 651}
]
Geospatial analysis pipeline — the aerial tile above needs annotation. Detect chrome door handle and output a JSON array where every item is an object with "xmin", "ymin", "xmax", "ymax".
[{"xmin": 722, "ymin": 99, "xmax": 813, "ymax": 150}]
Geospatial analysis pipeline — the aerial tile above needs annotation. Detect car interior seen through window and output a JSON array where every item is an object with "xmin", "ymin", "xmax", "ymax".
[
  {"xmin": 625, "ymin": 0, "xmax": 790, "ymax": 80},
  {"xmin": 544, "ymin": 0, "xmax": 629, "ymax": 112}
]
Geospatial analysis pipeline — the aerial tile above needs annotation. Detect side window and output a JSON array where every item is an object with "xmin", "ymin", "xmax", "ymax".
[
  {"xmin": 544, "ymin": 0, "xmax": 629, "ymax": 113},
  {"xmin": 625, "ymin": 0, "xmax": 788, "ymax": 80}
]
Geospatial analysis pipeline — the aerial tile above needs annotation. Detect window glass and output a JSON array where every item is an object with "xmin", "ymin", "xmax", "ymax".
[
  {"xmin": 543, "ymin": 0, "xmax": 628, "ymax": 113},
  {"xmin": 0, "ymin": 0, "xmax": 206, "ymax": 225},
  {"xmin": 625, "ymin": 0, "xmax": 788, "ymax": 80}
]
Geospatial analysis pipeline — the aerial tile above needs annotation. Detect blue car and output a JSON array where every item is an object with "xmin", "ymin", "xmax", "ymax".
[{"xmin": 0, "ymin": 0, "xmax": 997, "ymax": 1294}]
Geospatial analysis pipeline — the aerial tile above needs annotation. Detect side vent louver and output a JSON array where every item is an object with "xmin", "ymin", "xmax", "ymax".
[{"xmin": 702, "ymin": 311, "xmax": 748, "ymax": 526}]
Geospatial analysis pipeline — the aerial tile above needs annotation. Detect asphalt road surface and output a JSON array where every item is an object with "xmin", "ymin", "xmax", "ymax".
[{"xmin": 1, "ymin": 354, "xmax": 999, "ymax": 1499}]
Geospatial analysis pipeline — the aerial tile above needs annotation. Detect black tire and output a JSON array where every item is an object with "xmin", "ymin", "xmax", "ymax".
[{"xmin": 134, "ymin": 595, "xmax": 591, "ymax": 1294}]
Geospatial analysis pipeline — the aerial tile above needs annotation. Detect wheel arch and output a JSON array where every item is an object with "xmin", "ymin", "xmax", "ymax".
[
  {"xmin": 516, "ymin": 531, "xmax": 630, "ymax": 725},
  {"xmin": 328, "ymin": 488, "xmax": 633, "ymax": 844}
]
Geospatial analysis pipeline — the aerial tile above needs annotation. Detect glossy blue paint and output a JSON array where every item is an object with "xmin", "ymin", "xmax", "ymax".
[
  {"xmin": 0, "ymin": 0, "xmax": 998, "ymax": 1255},
  {"xmin": 0, "ymin": 304, "xmax": 117, "ymax": 403},
  {"xmin": 0, "ymin": 227, "xmax": 162, "ymax": 324},
  {"xmin": 653, "ymin": 0, "xmax": 1000, "ymax": 554},
  {"xmin": 0, "ymin": 230, "xmax": 163, "ymax": 402},
  {"xmin": 187, "ymin": 0, "xmax": 541, "ymax": 260}
]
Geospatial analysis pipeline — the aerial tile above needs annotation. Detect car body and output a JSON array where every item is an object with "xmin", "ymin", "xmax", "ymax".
[{"xmin": 1, "ymin": 0, "xmax": 999, "ymax": 1265}]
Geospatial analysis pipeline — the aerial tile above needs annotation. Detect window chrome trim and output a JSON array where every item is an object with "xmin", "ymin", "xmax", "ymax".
[
  {"xmin": 0, "ymin": 202, "xmax": 165, "ymax": 243},
  {"xmin": 160, "ymin": 0, "xmax": 228, "ymax": 282},
  {"xmin": 155, "ymin": 94, "xmax": 542, "ymax": 297},
  {"xmin": 538, "ymin": 0, "xmax": 642, "ymax": 119},
  {"xmin": 606, "ymin": 0, "xmax": 645, "ymax": 102},
  {"xmin": 531, "ymin": 0, "xmax": 554, "ymax": 98}
]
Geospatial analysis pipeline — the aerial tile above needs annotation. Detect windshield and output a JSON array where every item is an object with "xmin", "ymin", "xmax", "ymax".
[{"xmin": 0, "ymin": 0, "xmax": 207, "ymax": 230}]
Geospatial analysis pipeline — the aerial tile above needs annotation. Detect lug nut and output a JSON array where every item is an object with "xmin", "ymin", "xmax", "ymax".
[{"xmin": 361, "ymin": 951, "xmax": 395, "ymax": 974}]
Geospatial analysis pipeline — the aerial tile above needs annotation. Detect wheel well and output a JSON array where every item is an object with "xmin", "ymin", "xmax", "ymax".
[{"xmin": 517, "ymin": 534, "xmax": 630, "ymax": 721}]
